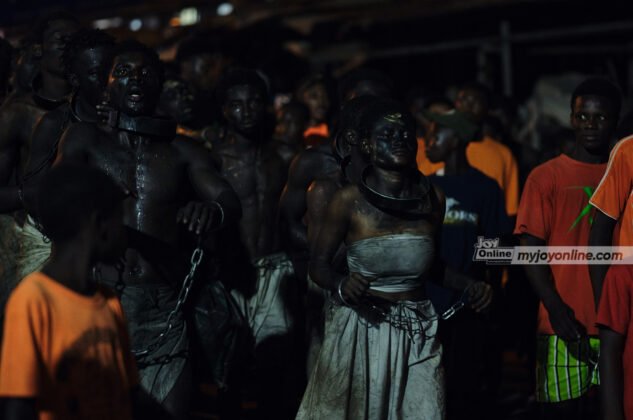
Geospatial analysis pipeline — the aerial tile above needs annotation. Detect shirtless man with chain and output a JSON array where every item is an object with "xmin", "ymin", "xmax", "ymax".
[{"xmin": 55, "ymin": 41, "xmax": 241, "ymax": 418}]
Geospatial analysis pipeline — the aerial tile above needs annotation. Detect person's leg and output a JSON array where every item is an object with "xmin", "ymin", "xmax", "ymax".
[{"xmin": 162, "ymin": 359, "xmax": 193, "ymax": 420}]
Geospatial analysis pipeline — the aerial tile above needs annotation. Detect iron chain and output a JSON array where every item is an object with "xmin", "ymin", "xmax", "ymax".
[{"xmin": 132, "ymin": 246, "xmax": 204, "ymax": 358}]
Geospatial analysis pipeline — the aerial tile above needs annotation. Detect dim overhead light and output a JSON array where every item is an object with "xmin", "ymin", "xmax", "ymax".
[
  {"xmin": 129, "ymin": 19, "xmax": 142, "ymax": 31},
  {"xmin": 217, "ymin": 2, "xmax": 234, "ymax": 16}
]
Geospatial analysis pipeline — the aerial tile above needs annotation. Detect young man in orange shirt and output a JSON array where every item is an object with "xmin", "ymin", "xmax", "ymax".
[
  {"xmin": 0, "ymin": 164, "xmax": 167, "ymax": 419},
  {"xmin": 515, "ymin": 78, "xmax": 620, "ymax": 419},
  {"xmin": 455, "ymin": 82, "xmax": 519, "ymax": 218}
]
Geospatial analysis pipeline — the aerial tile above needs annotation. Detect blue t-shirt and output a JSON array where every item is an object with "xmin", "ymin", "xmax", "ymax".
[{"xmin": 427, "ymin": 167, "xmax": 511, "ymax": 313}]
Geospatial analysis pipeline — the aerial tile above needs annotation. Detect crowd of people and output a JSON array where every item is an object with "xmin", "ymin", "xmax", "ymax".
[{"xmin": 0, "ymin": 10, "xmax": 632, "ymax": 420}]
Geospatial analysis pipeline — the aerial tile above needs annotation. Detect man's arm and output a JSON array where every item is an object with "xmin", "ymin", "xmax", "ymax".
[
  {"xmin": 599, "ymin": 327, "xmax": 625, "ymax": 420},
  {"xmin": 589, "ymin": 210, "xmax": 618, "ymax": 308},
  {"xmin": 3, "ymin": 398, "xmax": 37, "ymax": 420},
  {"xmin": 521, "ymin": 233, "xmax": 584, "ymax": 341},
  {"xmin": 306, "ymin": 178, "xmax": 339, "ymax": 250},
  {"xmin": 279, "ymin": 151, "xmax": 319, "ymax": 252},
  {"xmin": 309, "ymin": 187, "xmax": 352, "ymax": 294},
  {"xmin": 175, "ymin": 139, "xmax": 242, "ymax": 234},
  {"xmin": 0, "ymin": 111, "xmax": 67, "ymax": 214}
]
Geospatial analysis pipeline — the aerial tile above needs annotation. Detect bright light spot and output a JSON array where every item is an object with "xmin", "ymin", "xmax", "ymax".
[
  {"xmin": 217, "ymin": 3, "xmax": 234, "ymax": 16},
  {"xmin": 179, "ymin": 7, "xmax": 200, "ymax": 26},
  {"xmin": 129, "ymin": 19, "xmax": 142, "ymax": 31},
  {"xmin": 93, "ymin": 17, "xmax": 123, "ymax": 30}
]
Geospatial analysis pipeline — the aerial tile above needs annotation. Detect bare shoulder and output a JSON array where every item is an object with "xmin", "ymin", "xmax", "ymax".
[
  {"xmin": 332, "ymin": 183, "xmax": 360, "ymax": 206},
  {"xmin": 172, "ymin": 134, "xmax": 209, "ymax": 155},
  {"xmin": 64, "ymin": 121, "xmax": 100, "ymax": 144},
  {"xmin": 307, "ymin": 177, "xmax": 340, "ymax": 207}
]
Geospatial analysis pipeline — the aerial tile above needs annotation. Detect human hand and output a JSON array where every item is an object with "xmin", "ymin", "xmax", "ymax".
[
  {"xmin": 339, "ymin": 272, "xmax": 370, "ymax": 305},
  {"xmin": 466, "ymin": 281, "xmax": 493, "ymax": 313},
  {"xmin": 176, "ymin": 201, "xmax": 222, "ymax": 235},
  {"xmin": 546, "ymin": 300, "xmax": 586, "ymax": 342},
  {"xmin": 95, "ymin": 100, "xmax": 117, "ymax": 126}
]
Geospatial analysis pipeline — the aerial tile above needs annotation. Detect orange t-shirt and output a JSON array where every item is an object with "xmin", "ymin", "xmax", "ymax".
[
  {"xmin": 514, "ymin": 154, "xmax": 607, "ymax": 335},
  {"xmin": 416, "ymin": 135, "xmax": 519, "ymax": 216},
  {"xmin": 590, "ymin": 135, "xmax": 633, "ymax": 246},
  {"xmin": 416, "ymin": 137, "xmax": 445, "ymax": 176},
  {"xmin": 303, "ymin": 123, "xmax": 329, "ymax": 139},
  {"xmin": 0, "ymin": 272, "xmax": 138, "ymax": 420}
]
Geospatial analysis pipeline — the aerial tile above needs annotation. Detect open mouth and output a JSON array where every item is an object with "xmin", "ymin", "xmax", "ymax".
[{"xmin": 126, "ymin": 86, "xmax": 145, "ymax": 103}]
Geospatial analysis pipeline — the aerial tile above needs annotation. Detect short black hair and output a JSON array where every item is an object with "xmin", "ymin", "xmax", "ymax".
[
  {"xmin": 359, "ymin": 98, "xmax": 414, "ymax": 140},
  {"xmin": 458, "ymin": 81, "xmax": 492, "ymax": 105},
  {"xmin": 216, "ymin": 67, "xmax": 268, "ymax": 105},
  {"xmin": 112, "ymin": 40, "xmax": 164, "ymax": 85},
  {"xmin": 338, "ymin": 95, "xmax": 379, "ymax": 134},
  {"xmin": 571, "ymin": 77, "xmax": 622, "ymax": 118},
  {"xmin": 338, "ymin": 68, "xmax": 394, "ymax": 101},
  {"xmin": 31, "ymin": 11, "xmax": 80, "ymax": 44},
  {"xmin": 37, "ymin": 164, "xmax": 125, "ymax": 242},
  {"xmin": 61, "ymin": 28, "xmax": 115, "ymax": 77}
]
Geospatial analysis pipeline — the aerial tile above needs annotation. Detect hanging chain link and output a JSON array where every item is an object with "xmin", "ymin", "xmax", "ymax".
[{"xmin": 132, "ymin": 245, "xmax": 205, "ymax": 358}]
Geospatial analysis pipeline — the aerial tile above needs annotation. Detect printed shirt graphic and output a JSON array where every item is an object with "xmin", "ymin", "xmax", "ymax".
[
  {"xmin": 429, "ymin": 168, "xmax": 511, "ymax": 312},
  {"xmin": 515, "ymin": 154, "xmax": 607, "ymax": 335},
  {"xmin": 0, "ymin": 273, "xmax": 138, "ymax": 420},
  {"xmin": 590, "ymin": 135, "xmax": 633, "ymax": 246}
]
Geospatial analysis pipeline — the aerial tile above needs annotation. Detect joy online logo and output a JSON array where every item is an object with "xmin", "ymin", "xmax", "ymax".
[{"xmin": 473, "ymin": 236, "xmax": 514, "ymax": 264}]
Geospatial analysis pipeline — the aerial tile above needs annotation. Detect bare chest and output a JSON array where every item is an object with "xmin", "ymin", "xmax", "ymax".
[{"xmin": 89, "ymin": 134, "xmax": 187, "ymax": 202}]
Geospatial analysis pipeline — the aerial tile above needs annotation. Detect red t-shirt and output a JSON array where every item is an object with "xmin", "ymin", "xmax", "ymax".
[
  {"xmin": 596, "ymin": 265, "xmax": 633, "ymax": 420},
  {"xmin": 514, "ymin": 154, "xmax": 607, "ymax": 335}
]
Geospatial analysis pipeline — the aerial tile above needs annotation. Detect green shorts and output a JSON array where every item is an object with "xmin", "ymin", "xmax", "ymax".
[{"xmin": 536, "ymin": 335, "xmax": 599, "ymax": 403}]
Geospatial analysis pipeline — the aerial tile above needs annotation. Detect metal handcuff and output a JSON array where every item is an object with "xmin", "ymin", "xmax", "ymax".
[{"xmin": 337, "ymin": 276, "xmax": 471, "ymax": 321}]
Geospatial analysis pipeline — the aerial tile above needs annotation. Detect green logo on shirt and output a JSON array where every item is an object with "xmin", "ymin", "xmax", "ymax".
[{"xmin": 568, "ymin": 186, "xmax": 596, "ymax": 232}]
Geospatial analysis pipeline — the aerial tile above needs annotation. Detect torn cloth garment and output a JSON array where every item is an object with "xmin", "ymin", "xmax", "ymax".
[
  {"xmin": 117, "ymin": 284, "xmax": 188, "ymax": 403},
  {"xmin": 231, "ymin": 252, "xmax": 297, "ymax": 346},
  {"xmin": 16, "ymin": 215, "xmax": 51, "ymax": 281},
  {"xmin": 296, "ymin": 300, "xmax": 445, "ymax": 420}
]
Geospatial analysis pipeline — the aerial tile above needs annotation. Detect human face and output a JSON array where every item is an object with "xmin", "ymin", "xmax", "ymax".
[
  {"xmin": 274, "ymin": 107, "xmax": 307, "ymax": 143},
  {"xmin": 301, "ymin": 83, "xmax": 330, "ymax": 123},
  {"xmin": 368, "ymin": 113, "xmax": 417, "ymax": 169},
  {"xmin": 570, "ymin": 95, "xmax": 616, "ymax": 153},
  {"xmin": 425, "ymin": 123, "xmax": 458, "ymax": 163},
  {"xmin": 107, "ymin": 52, "xmax": 161, "ymax": 117},
  {"xmin": 159, "ymin": 79, "xmax": 195, "ymax": 124},
  {"xmin": 223, "ymin": 84, "xmax": 265, "ymax": 135},
  {"xmin": 455, "ymin": 88, "xmax": 487, "ymax": 123},
  {"xmin": 40, "ymin": 19, "xmax": 79, "ymax": 76},
  {"xmin": 71, "ymin": 46, "xmax": 112, "ymax": 106}
]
